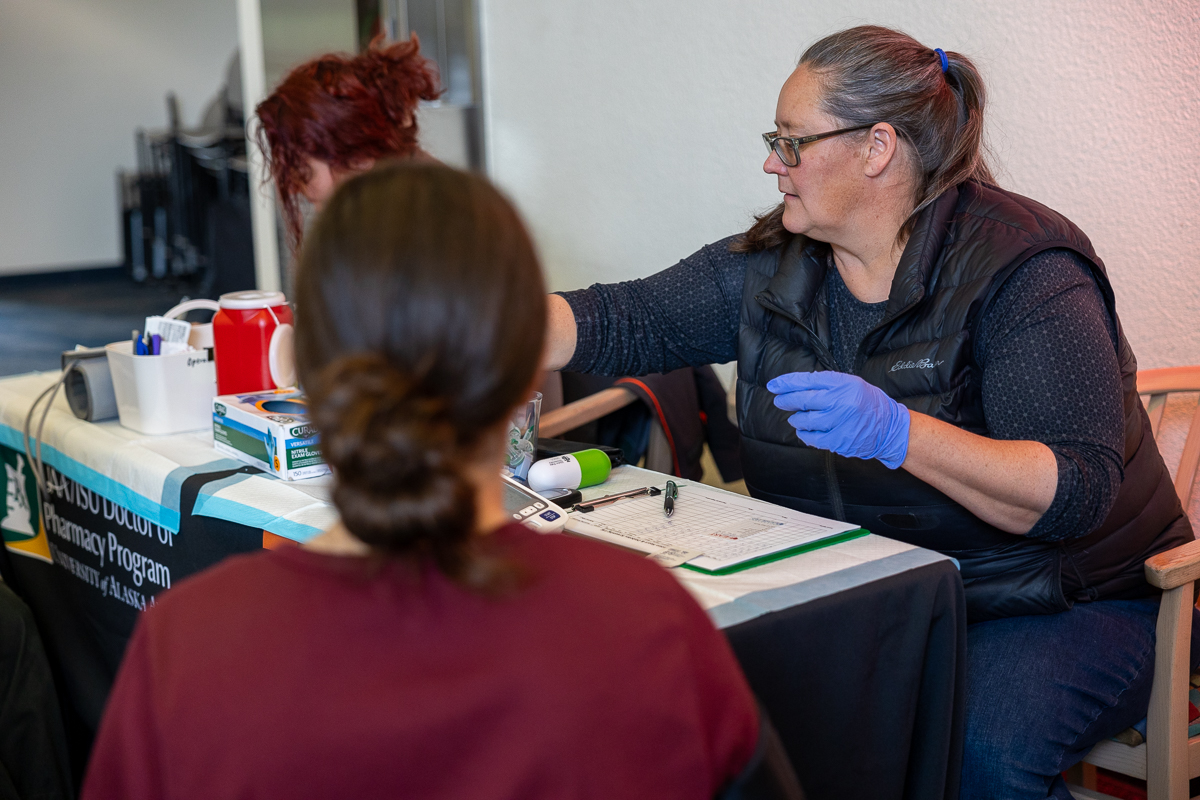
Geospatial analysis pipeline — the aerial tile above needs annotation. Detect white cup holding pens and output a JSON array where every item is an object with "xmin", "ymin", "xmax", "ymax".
[
  {"xmin": 505, "ymin": 392, "xmax": 541, "ymax": 481},
  {"xmin": 105, "ymin": 302, "xmax": 219, "ymax": 435}
]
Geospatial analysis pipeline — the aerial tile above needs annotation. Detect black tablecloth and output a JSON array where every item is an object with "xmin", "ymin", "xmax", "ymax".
[
  {"xmin": 1, "ymin": 449, "xmax": 966, "ymax": 797},
  {"xmin": 725, "ymin": 559, "xmax": 966, "ymax": 800}
]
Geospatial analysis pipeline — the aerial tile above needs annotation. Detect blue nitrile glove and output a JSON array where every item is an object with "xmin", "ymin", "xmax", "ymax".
[{"xmin": 766, "ymin": 371, "xmax": 911, "ymax": 469}]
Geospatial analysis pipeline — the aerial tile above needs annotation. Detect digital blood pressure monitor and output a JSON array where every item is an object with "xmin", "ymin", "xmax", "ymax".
[{"xmin": 501, "ymin": 474, "xmax": 568, "ymax": 533}]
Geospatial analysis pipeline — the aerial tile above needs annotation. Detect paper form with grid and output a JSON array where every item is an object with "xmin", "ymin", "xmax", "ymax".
[{"xmin": 565, "ymin": 481, "xmax": 860, "ymax": 572}]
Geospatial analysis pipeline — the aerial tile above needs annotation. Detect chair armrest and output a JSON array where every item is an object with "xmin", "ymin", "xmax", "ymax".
[
  {"xmin": 1137, "ymin": 366, "xmax": 1200, "ymax": 395},
  {"xmin": 1145, "ymin": 539, "xmax": 1200, "ymax": 590},
  {"xmin": 539, "ymin": 386, "xmax": 638, "ymax": 439}
]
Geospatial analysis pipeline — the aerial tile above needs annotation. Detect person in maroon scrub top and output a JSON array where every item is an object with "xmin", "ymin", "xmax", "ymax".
[{"xmin": 82, "ymin": 163, "xmax": 796, "ymax": 800}]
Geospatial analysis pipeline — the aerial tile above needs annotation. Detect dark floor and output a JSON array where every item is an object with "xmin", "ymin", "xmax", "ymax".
[{"xmin": 0, "ymin": 268, "xmax": 191, "ymax": 376}]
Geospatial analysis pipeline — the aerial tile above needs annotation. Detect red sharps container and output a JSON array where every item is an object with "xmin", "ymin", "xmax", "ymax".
[{"xmin": 212, "ymin": 291, "xmax": 296, "ymax": 395}]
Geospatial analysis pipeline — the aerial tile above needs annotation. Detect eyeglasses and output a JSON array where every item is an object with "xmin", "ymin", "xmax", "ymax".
[{"xmin": 762, "ymin": 124, "xmax": 876, "ymax": 167}]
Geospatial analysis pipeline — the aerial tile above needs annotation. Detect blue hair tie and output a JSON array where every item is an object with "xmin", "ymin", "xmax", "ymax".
[{"xmin": 934, "ymin": 48, "xmax": 949, "ymax": 74}]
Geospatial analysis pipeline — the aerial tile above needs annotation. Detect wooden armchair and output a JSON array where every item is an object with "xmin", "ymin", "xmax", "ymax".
[
  {"xmin": 540, "ymin": 386, "xmax": 637, "ymax": 439},
  {"xmin": 1069, "ymin": 366, "xmax": 1200, "ymax": 800}
]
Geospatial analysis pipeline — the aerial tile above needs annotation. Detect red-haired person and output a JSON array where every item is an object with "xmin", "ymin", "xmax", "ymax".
[
  {"xmin": 81, "ymin": 164, "xmax": 803, "ymax": 800},
  {"xmin": 255, "ymin": 35, "xmax": 441, "ymax": 248}
]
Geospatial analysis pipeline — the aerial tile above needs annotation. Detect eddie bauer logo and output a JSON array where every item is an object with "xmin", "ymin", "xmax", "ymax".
[{"xmin": 890, "ymin": 358, "xmax": 945, "ymax": 372}]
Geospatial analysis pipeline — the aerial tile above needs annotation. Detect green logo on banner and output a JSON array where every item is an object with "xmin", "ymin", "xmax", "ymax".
[{"xmin": 1, "ymin": 450, "xmax": 38, "ymax": 543}]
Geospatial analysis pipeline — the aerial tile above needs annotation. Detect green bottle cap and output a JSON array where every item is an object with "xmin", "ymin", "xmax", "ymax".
[{"xmin": 573, "ymin": 448, "xmax": 612, "ymax": 488}]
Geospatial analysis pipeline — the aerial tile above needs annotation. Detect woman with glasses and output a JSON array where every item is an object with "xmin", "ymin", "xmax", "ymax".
[{"xmin": 543, "ymin": 24, "xmax": 1193, "ymax": 800}]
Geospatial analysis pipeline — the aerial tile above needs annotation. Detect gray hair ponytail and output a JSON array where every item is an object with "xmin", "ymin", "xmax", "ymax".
[{"xmin": 736, "ymin": 25, "xmax": 995, "ymax": 252}]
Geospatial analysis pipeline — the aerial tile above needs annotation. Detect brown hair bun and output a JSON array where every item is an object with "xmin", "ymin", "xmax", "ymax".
[
  {"xmin": 296, "ymin": 163, "xmax": 546, "ymax": 583},
  {"xmin": 310, "ymin": 354, "xmax": 474, "ymax": 574}
]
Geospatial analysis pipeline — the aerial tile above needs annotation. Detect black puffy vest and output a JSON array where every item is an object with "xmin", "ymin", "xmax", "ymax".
[{"xmin": 736, "ymin": 181, "xmax": 1193, "ymax": 621}]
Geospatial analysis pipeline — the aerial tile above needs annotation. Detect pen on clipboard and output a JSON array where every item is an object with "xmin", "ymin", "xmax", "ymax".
[
  {"xmin": 575, "ymin": 485, "xmax": 662, "ymax": 513},
  {"xmin": 664, "ymin": 480, "xmax": 678, "ymax": 517}
]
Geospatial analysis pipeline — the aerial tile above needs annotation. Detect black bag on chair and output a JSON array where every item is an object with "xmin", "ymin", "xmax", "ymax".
[{"xmin": 559, "ymin": 366, "xmax": 742, "ymax": 480}]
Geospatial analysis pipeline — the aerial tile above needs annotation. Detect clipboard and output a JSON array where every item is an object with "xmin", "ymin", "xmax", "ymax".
[{"xmin": 564, "ymin": 481, "xmax": 866, "ymax": 573}]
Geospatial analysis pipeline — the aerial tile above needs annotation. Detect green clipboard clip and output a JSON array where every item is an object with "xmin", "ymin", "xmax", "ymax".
[{"xmin": 680, "ymin": 528, "xmax": 871, "ymax": 576}]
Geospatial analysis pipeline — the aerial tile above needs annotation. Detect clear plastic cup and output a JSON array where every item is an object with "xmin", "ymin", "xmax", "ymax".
[{"xmin": 505, "ymin": 392, "xmax": 541, "ymax": 480}]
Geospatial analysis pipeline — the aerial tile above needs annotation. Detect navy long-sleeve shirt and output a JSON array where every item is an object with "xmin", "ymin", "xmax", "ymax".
[{"xmin": 559, "ymin": 239, "xmax": 1125, "ymax": 542}]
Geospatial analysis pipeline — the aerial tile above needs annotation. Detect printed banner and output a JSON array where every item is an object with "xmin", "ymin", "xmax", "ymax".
[
  {"xmin": 2, "ymin": 453, "xmax": 179, "ymax": 612},
  {"xmin": 0, "ymin": 443, "xmax": 263, "ymax": 748},
  {"xmin": 40, "ymin": 465, "xmax": 177, "ymax": 612},
  {"xmin": 1, "ymin": 447, "xmax": 52, "ymax": 563}
]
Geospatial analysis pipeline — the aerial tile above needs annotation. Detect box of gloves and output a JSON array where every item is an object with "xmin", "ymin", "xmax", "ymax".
[{"xmin": 211, "ymin": 389, "xmax": 329, "ymax": 480}]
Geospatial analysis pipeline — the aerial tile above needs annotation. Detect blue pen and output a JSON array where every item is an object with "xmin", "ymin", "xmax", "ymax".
[{"xmin": 151, "ymin": 334, "xmax": 161, "ymax": 356}]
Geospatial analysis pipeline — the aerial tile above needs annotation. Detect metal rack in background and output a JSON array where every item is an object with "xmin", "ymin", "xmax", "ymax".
[{"xmin": 118, "ymin": 94, "xmax": 256, "ymax": 298}]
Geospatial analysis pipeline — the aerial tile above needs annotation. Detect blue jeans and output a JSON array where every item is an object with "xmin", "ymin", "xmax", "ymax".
[{"xmin": 960, "ymin": 597, "xmax": 1173, "ymax": 800}]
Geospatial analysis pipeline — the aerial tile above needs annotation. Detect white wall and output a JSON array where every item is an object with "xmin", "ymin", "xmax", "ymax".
[
  {"xmin": 259, "ymin": 0, "xmax": 356, "ymax": 89},
  {"xmin": 0, "ymin": 0, "xmax": 239, "ymax": 275},
  {"xmin": 482, "ymin": 0, "xmax": 1200, "ymax": 370}
]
